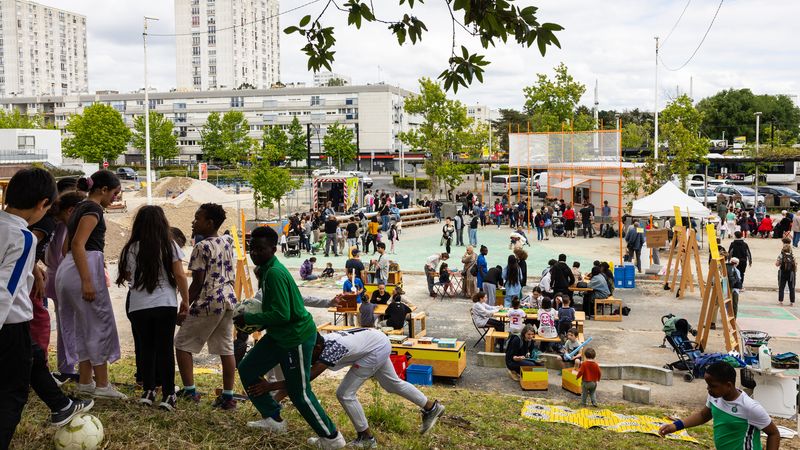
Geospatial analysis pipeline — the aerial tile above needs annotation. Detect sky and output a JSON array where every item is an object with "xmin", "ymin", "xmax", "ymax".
[{"xmin": 34, "ymin": 0, "xmax": 800, "ymax": 113}]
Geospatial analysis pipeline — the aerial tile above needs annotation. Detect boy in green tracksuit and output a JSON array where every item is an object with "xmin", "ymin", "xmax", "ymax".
[{"xmin": 236, "ymin": 226, "xmax": 345, "ymax": 449}]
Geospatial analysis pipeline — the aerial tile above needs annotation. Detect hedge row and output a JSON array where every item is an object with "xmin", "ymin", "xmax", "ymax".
[{"xmin": 392, "ymin": 176, "xmax": 430, "ymax": 190}]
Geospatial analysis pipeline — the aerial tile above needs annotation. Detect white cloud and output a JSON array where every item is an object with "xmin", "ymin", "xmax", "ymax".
[{"xmin": 33, "ymin": 0, "xmax": 800, "ymax": 112}]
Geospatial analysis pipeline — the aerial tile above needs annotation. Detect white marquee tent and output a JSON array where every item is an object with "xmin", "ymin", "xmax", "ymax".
[{"xmin": 631, "ymin": 182, "xmax": 712, "ymax": 218}]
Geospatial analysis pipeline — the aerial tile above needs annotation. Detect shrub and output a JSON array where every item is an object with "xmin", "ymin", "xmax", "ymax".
[{"xmin": 392, "ymin": 175, "xmax": 430, "ymax": 190}]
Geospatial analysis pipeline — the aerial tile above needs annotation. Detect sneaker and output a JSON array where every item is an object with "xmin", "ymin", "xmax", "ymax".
[
  {"xmin": 138, "ymin": 389, "xmax": 157, "ymax": 406},
  {"xmin": 212, "ymin": 395, "xmax": 237, "ymax": 410},
  {"xmin": 348, "ymin": 436, "xmax": 377, "ymax": 448},
  {"xmin": 93, "ymin": 384, "xmax": 128, "ymax": 400},
  {"xmin": 247, "ymin": 417, "xmax": 287, "ymax": 433},
  {"xmin": 51, "ymin": 398, "xmax": 94, "ymax": 427},
  {"xmin": 420, "ymin": 400, "xmax": 445, "ymax": 435},
  {"xmin": 507, "ymin": 369, "xmax": 521, "ymax": 381},
  {"xmin": 175, "ymin": 388, "xmax": 202, "ymax": 403},
  {"xmin": 308, "ymin": 432, "xmax": 346, "ymax": 450},
  {"xmin": 76, "ymin": 382, "xmax": 95, "ymax": 395},
  {"xmin": 159, "ymin": 394, "xmax": 177, "ymax": 412}
]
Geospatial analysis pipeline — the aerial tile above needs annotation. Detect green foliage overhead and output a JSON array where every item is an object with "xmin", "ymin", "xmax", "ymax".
[
  {"xmin": 398, "ymin": 78, "xmax": 473, "ymax": 196},
  {"xmin": 200, "ymin": 111, "xmax": 253, "ymax": 165},
  {"xmin": 323, "ymin": 121, "xmax": 357, "ymax": 169},
  {"xmin": 130, "ymin": 111, "xmax": 179, "ymax": 164},
  {"xmin": 286, "ymin": 116, "xmax": 307, "ymax": 163},
  {"xmin": 523, "ymin": 63, "xmax": 589, "ymax": 131},
  {"xmin": 62, "ymin": 103, "xmax": 131, "ymax": 163},
  {"xmin": 284, "ymin": 1, "xmax": 562, "ymax": 92},
  {"xmin": 696, "ymin": 88, "xmax": 800, "ymax": 143},
  {"xmin": 0, "ymin": 109, "xmax": 47, "ymax": 129}
]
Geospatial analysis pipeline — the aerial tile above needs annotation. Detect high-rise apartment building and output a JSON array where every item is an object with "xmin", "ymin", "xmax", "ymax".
[
  {"xmin": 175, "ymin": 0, "xmax": 280, "ymax": 91},
  {"xmin": 0, "ymin": 0, "xmax": 88, "ymax": 97}
]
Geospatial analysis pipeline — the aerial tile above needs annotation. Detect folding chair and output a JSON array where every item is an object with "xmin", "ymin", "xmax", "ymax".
[{"xmin": 470, "ymin": 309, "xmax": 490, "ymax": 348}]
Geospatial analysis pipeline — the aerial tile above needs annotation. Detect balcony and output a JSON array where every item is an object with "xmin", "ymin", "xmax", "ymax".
[{"xmin": 0, "ymin": 149, "xmax": 48, "ymax": 163}]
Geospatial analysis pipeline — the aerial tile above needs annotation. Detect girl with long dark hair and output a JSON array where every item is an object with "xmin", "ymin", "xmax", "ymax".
[
  {"xmin": 117, "ymin": 206, "xmax": 189, "ymax": 410},
  {"xmin": 55, "ymin": 170, "xmax": 126, "ymax": 399},
  {"xmin": 502, "ymin": 254, "xmax": 522, "ymax": 308}
]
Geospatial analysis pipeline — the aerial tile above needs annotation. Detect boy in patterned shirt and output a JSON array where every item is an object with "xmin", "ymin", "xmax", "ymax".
[
  {"xmin": 660, "ymin": 361, "xmax": 779, "ymax": 450},
  {"xmin": 175, "ymin": 203, "xmax": 238, "ymax": 409}
]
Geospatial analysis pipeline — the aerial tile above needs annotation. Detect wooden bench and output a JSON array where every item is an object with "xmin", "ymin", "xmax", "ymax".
[
  {"xmin": 410, "ymin": 311, "xmax": 427, "ymax": 338},
  {"xmin": 317, "ymin": 322, "xmax": 356, "ymax": 333},
  {"xmin": 384, "ymin": 328, "xmax": 405, "ymax": 335},
  {"xmin": 484, "ymin": 328, "xmax": 510, "ymax": 352},
  {"xmin": 594, "ymin": 297, "xmax": 623, "ymax": 322}
]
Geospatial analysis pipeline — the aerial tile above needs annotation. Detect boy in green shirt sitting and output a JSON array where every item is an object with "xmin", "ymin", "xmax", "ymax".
[
  {"xmin": 235, "ymin": 226, "xmax": 344, "ymax": 449},
  {"xmin": 659, "ymin": 361, "xmax": 780, "ymax": 450}
]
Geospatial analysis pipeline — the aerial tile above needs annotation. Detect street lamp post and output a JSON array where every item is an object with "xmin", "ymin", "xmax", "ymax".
[
  {"xmin": 754, "ymin": 112, "xmax": 762, "ymax": 210},
  {"xmin": 143, "ymin": 16, "xmax": 159, "ymax": 205}
]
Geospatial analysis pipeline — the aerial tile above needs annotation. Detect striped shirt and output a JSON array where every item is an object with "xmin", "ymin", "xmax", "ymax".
[{"xmin": 0, "ymin": 210, "xmax": 37, "ymax": 328}]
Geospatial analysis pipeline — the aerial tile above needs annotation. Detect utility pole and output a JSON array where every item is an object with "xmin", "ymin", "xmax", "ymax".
[
  {"xmin": 654, "ymin": 36, "xmax": 659, "ymax": 160},
  {"xmin": 755, "ymin": 112, "xmax": 762, "ymax": 209},
  {"xmin": 487, "ymin": 122, "xmax": 493, "ymax": 205},
  {"xmin": 398, "ymin": 102, "xmax": 405, "ymax": 177},
  {"xmin": 143, "ymin": 16, "xmax": 159, "ymax": 205},
  {"xmin": 355, "ymin": 123, "xmax": 360, "ymax": 171}
]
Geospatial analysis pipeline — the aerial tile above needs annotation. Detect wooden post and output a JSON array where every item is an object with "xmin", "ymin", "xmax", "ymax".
[{"xmin": 697, "ymin": 258, "xmax": 740, "ymax": 353}]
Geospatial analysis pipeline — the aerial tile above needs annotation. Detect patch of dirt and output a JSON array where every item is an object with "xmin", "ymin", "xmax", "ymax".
[{"xmin": 136, "ymin": 176, "xmax": 194, "ymax": 198}]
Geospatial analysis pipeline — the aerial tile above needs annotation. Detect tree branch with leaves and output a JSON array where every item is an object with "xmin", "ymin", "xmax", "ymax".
[{"xmin": 285, "ymin": 0, "xmax": 562, "ymax": 92}]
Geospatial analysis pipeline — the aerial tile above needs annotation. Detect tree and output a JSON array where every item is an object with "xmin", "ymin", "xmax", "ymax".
[
  {"xmin": 286, "ymin": 117, "xmax": 307, "ymax": 164},
  {"xmin": 436, "ymin": 161, "xmax": 466, "ymax": 200},
  {"xmin": 284, "ymin": 1, "xmax": 562, "ymax": 92},
  {"xmin": 236, "ymin": 83, "xmax": 257, "ymax": 90},
  {"xmin": 62, "ymin": 103, "xmax": 131, "ymax": 163},
  {"xmin": 261, "ymin": 125, "xmax": 288, "ymax": 164},
  {"xmin": 130, "ymin": 111, "xmax": 179, "ymax": 164},
  {"xmin": 493, "ymin": 108, "xmax": 531, "ymax": 152},
  {"xmin": 249, "ymin": 138, "xmax": 301, "ymax": 218},
  {"xmin": 659, "ymin": 94, "xmax": 709, "ymax": 190},
  {"xmin": 461, "ymin": 122, "xmax": 494, "ymax": 160},
  {"xmin": 326, "ymin": 77, "xmax": 347, "ymax": 87},
  {"xmin": 621, "ymin": 122, "xmax": 652, "ymax": 151},
  {"xmin": 398, "ymin": 78, "xmax": 473, "ymax": 197},
  {"xmin": 0, "ymin": 109, "xmax": 46, "ymax": 129},
  {"xmin": 522, "ymin": 63, "xmax": 589, "ymax": 131},
  {"xmin": 697, "ymin": 89, "xmax": 800, "ymax": 143},
  {"xmin": 323, "ymin": 121, "xmax": 357, "ymax": 170},
  {"xmin": 200, "ymin": 112, "xmax": 224, "ymax": 162}
]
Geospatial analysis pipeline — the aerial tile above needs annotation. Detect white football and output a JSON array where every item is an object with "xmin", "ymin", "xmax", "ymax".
[
  {"xmin": 233, "ymin": 298, "xmax": 262, "ymax": 333},
  {"xmin": 54, "ymin": 413, "xmax": 104, "ymax": 450}
]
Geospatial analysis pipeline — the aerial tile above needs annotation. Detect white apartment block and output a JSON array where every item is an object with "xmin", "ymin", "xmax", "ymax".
[
  {"xmin": 175, "ymin": 0, "xmax": 280, "ymax": 91},
  {"xmin": 0, "ymin": 84, "xmax": 421, "ymax": 169},
  {"xmin": 0, "ymin": 0, "xmax": 88, "ymax": 97},
  {"xmin": 467, "ymin": 104, "xmax": 500, "ymax": 125},
  {"xmin": 313, "ymin": 71, "xmax": 351, "ymax": 87}
]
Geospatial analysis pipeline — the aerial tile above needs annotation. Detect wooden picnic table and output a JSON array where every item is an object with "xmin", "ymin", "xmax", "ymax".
[
  {"xmin": 493, "ymin": 310, "xmax": 585, "ymax": 335},
  {"xmin": 327, "ymin": 303, "xmax": 421, "ymax": 335},
  {"xmin": 568, "ymin": 285, "xmax": 593, "ymax": 293}
]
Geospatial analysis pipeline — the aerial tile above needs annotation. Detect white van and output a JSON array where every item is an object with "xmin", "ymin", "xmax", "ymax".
[
  {"xmin": 491, "ymin": 174, "xmax": 527, "ymax": 195},
  {"xmin": 532, "ymin": 172, "xmax": 548, "ymax": 197}
]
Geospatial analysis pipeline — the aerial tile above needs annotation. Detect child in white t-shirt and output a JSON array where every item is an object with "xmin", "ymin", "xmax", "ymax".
[
  {"xmin": 537, "ymin": 298, "xmax": 558, "ymax": 351},
  {"xmin": 507, "ymin": 296, "xmax": 527, "ymax": 336}
]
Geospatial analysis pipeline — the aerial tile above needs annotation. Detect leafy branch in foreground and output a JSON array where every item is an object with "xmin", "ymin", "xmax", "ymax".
[{"xmin": 285, "ymin": 0, "xmax": 563, "ymax": 92}]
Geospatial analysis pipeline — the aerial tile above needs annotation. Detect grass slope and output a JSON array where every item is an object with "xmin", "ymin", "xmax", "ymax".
[{"xmin": 12, "ymin": 358, "xmax": 713, "ymax": 449}]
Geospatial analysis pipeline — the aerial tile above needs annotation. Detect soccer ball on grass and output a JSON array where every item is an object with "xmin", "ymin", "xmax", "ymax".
[
  {"xmin": 233, "ymin": 297, "xmax": 263, "ymax": 334},
  {"xmin": 53, "ymin": 413, "xmax": 104, "ymax": 450}
]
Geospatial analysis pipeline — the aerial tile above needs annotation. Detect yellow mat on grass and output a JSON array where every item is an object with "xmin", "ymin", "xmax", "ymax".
[{"xmin": 520, "ymin": 401, "xmax": 697, "ymax": 443}]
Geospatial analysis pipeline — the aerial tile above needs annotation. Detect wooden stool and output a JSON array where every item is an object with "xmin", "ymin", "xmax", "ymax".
[
  {"xmin": 484, "ymin": 329, "xmax": 509, "ymax": 352},
  {"xmin": 594, "ymin": 298, "xmax": 623, "ymax": 322},
  {"xmin": 520, "ymin": 367, "xmax": 548, "ymax": 391},
  {"xmin": 562, "ymin": 368, "xmax": 582, "ymax": 395},
  {"xmin": 410, "ymin": 312, "xmax": 427, "ymax": 338}
]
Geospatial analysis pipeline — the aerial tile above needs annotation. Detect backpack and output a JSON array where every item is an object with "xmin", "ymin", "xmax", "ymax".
[
  {"xmin": 470, "ymin": 264, "xmax": 478, "ymax": 276},
  {"xmin": 781, "ymin": 252, "xmax": 796, "ymax": 273}
]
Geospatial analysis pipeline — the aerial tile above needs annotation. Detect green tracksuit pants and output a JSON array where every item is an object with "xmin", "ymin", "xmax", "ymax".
[{"xmin": 238, "ymin": 333, "xmax": 337, "ymax": 438}]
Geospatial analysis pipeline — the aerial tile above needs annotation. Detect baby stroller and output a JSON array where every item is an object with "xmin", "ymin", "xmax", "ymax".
[
  {"xmin": 285, "ymin": 235, "xmax": 302, "ymax": 257},
  {"xmin": 552, "ymin": 218, "xmax": 565, "ymax": 237},
  {"xmin": 661, "ymin": 314, "xmax": 703, "ymax": 382}
]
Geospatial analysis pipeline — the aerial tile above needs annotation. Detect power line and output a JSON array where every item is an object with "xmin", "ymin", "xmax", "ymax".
[
  {"xmin": 660, "ymin": 0, "xmax": 723, "ymax": 72},
  {"xmin": 659, "ymin": 0, "xmax": 692, "ymax": 50},
  {"xmin": 148, "ymin": 0, "xmax": 322, "ymax": 37}
]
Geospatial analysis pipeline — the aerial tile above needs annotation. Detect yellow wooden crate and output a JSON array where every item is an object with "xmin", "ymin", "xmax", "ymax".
[
  {"xmin": 520, "ymin": 367, "xmax": 548, "ymax": 391},
  {"xmin": 561, "ymin": 368, "xmax": 582, "ymax": 395}
]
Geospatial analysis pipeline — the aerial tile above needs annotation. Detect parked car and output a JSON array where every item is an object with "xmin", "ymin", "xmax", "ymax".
[
  {"xmin": 490, "ymin": 174, "xmax": 527, "ymax": 195},
  {"xmin": 687, "ymin": 178, "xmax": 731, "ymax": 189},
  {"xmin": 346, "ymin": 171, "xmax": 373, "ymax": 188},
  {"xmin": 686, "ymin": 187, "xmax": 717, "ymax": 207},
  {"xmin": 531, "ymin": 172, "xmax": 548, "ymax": 198},
  {"xmin": 757, "ymin": 186, "xmax": 800, "ymax": 207},
  {"xmin": 312, "ymin": 166, "xmax": 338, "ymax": 177},
  {"xmin": 116, "ymin": 167, "xmax": 138, "ymax": 180},
  {"xmin": 206, "ymin": 164, "xmax": 222, "ymax": 170},
  {"xmin": 714, "ymin": 185, "xmax": 765, "ymax": 208}
]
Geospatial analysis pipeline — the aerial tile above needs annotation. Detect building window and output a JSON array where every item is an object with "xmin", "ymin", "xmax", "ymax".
[
  {"xmin": 310, "ymin": 95, "xmax": 321, "ymax": 106},
  {"xmin": 175, "ymin": 113, "xmax": 187, "ymax": 123},
  {"xmin": 174, "ymin": 102, "xmax": 186, "ymax": 110},
  {"xmin": 208, "ymin": 35, "xmax": 215, "ymax": 45},
  {"xmin": 193, "ymin": 76, "xmax": 201, "ymax": 86},
  {"xmin": 230, "ymin": 96, "xmax": 244, "ymax": 107},
  {"xmin": 192, "ymin": 36, "xmax": 200, "ymax": 46},
  {"xmin": 18, "ymin": 136, "xmax": 35, "ymax": 150},
  {"xmin": 192, "ymin": 46, "xmax": 200, "ymax": 56},
  {"xmin": 192, "ymin": 15, "xmax": 200, "ymax": 26},
  {"xmin": 345, "ymin": 98, "xmax": 356, "ymax": 105}
]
